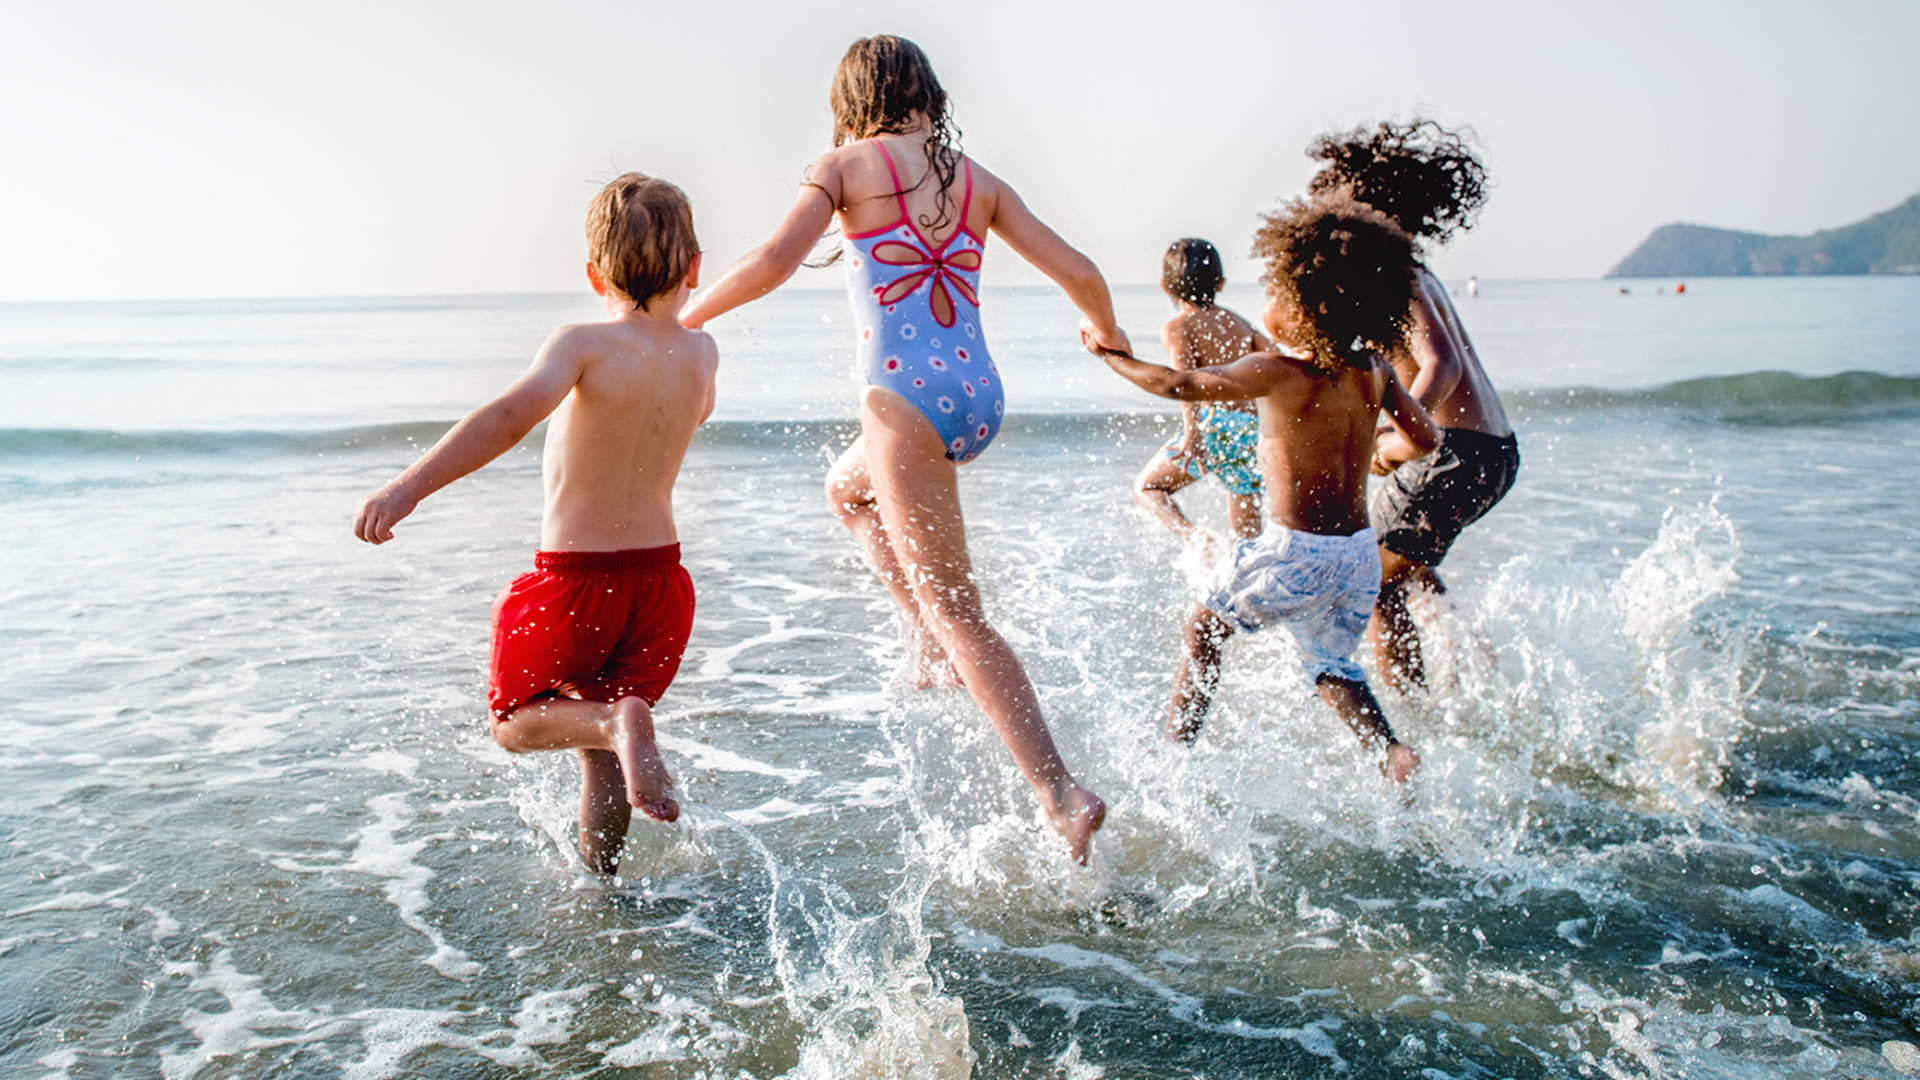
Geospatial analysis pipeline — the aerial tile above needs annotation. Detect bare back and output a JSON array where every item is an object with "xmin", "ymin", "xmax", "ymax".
[
  {"xmin": 541, "ymin": 320, "xmax": 717, "ymax": 551},
  {"xmin": 1254, "ymin": 356, "xmax": 1390, "ymax": 535},
  {"xmin": 828, "ymin": 135, "xmax": 996, "ymax": 249},
  {"xmin": 1166, "ymin": 306, "xmax": 1268, "ymax": 413},
  {"xmin": 1396, "ymin": 268, "xmax": 1511, "ymax": 436}
]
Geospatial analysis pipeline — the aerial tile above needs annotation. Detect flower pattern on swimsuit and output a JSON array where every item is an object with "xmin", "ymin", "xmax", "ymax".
[{"xmin": 869, "ymin": 237, "xmax": 982, "ymax": 330}]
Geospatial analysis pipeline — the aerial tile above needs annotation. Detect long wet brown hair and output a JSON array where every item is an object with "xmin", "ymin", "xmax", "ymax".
[{"xmin": 828, "ymin": 35, "xmax": 965, "ymax": 240}]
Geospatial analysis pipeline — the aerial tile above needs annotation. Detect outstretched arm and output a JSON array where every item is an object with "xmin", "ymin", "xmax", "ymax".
[
  {"xmin": 353, "ymin": 330, "xmax": 587, "ymax": 543},
  {"xmin": 679, "ymin": 160, "xmax": 839, "ymax": 329},
  {"xmin": 1371, "ymin": 363, "xmax": 1442, "ymax": 474},
  {"xmin": 985, "ymin": 172, "xmax": 1130, "ymax": 357},
  {"xmin": 1097, "ymin": 346, "xmax": 1286, "ymax": 403}
]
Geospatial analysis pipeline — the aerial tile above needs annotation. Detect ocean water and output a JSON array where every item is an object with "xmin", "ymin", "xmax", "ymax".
[{"xmin": 3, "ymin": 277, "xmax": 1918, "ymax": 1079}]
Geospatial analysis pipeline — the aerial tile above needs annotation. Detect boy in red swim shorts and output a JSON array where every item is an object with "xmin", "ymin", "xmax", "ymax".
[{"xmin": 354, "ymin": 173, "xmax": 718, "ymax": 874}]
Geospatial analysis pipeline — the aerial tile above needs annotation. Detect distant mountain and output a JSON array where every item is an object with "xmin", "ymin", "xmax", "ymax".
[{"xmin": 1607, "ymin": 193, "xmax": 1920, "ymax": 277}]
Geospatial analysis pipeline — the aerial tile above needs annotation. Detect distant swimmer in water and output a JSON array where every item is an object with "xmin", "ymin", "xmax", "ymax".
[
  {"xmin": 1096, "ymin": 194, "xmax": 1439, "ymax": 785},
  {"xmin": 1467, "ymin": 274, "xmax": 1479, "ymax": 297},
  {"xmin": 1132, "ymin": 238, "xmax": 1270, "ymax": 556},
  {"xmin": 679, "ymin": 35, "xmax": 1115, "ymax": 863},
  {"xmin": 354, "ymin": 174, "xmax": 718, "ymax": 875},
  {"xmin": 1305, "ymin": 119, "xmax": 1520, "ymax": 691}
]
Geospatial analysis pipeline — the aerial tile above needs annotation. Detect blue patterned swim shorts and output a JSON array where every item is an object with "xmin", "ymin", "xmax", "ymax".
[{"xmin": 1202, "ymin": 525, "xmax": 1381, "ymax": 682}]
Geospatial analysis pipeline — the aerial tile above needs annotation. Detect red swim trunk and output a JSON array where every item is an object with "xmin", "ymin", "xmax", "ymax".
[{"xmin": 487, "ymin": 545, "xmax": 695, "ymax": 720}]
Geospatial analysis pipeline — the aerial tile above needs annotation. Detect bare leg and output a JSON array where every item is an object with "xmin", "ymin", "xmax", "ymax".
[
  {"xmin": 1314, "ymin": 675, "xmax": 1420, "ymax": 784},
  {"xmin": 861, "ymin": 389, "xmax": 1105, "ymax": 863},
  {"xmin": 493, "ymin": 695, "xmax": 679, "ymax": 872},
  {"xmin": 1369, "ymin": 547, "xmax": 1428, "ymax": 691},
  {"xmin": 576, "ymin": 749, "xmax": 631, "ymax": 873},
  {"xmin": 1167, "ymin": 605, "xmax": 1234, "ymax": 743},
  {"xmin": 1133, "ymin": 452, "xmax": 1204, "ymax": 544},
  {"xmin": 827, "ymin": 437, "xmax": 958, "ymax": 688}
]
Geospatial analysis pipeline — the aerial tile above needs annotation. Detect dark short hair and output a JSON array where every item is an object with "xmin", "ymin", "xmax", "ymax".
[
  {"xmin": 1161, "ymin": 238, "xmax": 1223, "ymax": 305},
  {"xmin": 1252, "ymin": 193, "xmax": 1418, "ymax": 371},
  {"xmin": 586, "ymin": 173, "xmax": 698, "ymax": 311},
  {"xmin": 1306, "ymin": 119, "xmax": 1488, "ymax": 244}
]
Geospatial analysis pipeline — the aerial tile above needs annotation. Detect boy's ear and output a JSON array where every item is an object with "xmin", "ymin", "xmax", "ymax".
[
  {"xmin": 685, "ymin": 252, "xmax": 702, "ymax": 291},
  {"xmin": 586, "ymin": 261, "xmax": 607, "ymax": 296}
]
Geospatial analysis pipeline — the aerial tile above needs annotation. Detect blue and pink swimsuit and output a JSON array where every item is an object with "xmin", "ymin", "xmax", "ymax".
[{"xmin": 843, "ymin": 142, "xmax": 1003, "ymax": 463}]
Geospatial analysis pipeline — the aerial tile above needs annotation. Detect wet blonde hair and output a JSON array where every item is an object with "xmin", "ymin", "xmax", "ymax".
[{"xmin": 586, "ymin": 173, "xmax": 698, "ymax": 310}]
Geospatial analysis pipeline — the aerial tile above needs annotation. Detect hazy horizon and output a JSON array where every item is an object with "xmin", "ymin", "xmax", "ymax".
[{"xmin": 4, "ymin": 0, "xmax": 1915, "ymax": 303}]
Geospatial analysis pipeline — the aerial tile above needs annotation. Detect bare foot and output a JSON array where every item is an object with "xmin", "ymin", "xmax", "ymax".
[
  {"xmin": 612, "ymin": 697, "xmax": 679, "ymax": 823},
  {"xmin": 1383, "ymin": 742, "xmax": 1421, "ymax": 786},
  {"xmin": 1046, "ymin": 785, "xmax": 1107, "ymax": 866}
]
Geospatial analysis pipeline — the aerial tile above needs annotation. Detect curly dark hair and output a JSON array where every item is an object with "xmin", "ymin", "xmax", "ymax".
[
  {"xmin": 830, "ymin": 35, "xmax": 965, "ymax": 238},
  {"xmin": 1251, "ymin": 193, "xmax": 1418, "ymax": 372},
  {"xmin": 1306, "ymin": 119, "xmax": 1488, "ymax": 244}
]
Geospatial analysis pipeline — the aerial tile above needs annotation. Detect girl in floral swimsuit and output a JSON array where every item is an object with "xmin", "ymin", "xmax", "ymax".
[{"xmin": 679, "ymin": 35, "xmax": 1127, "ymax": 864}]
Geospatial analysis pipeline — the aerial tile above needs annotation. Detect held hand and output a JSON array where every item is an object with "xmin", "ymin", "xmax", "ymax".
[
  {"xmin": 1079, "ymin": 320, "xmax": 1133, "ymax": 360},
  {"xmin": 1370, "ymin": 451, "xmax": 1395, "ymax": 477},
  {"xmin": 354, "ymin": 486, "xmax": 418, "ymax": 545}
]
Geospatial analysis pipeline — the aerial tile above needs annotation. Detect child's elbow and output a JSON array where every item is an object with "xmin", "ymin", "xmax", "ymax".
[{"xmin": 1148, "ymin": 372, "xmax": 1191, "ymax": 400}]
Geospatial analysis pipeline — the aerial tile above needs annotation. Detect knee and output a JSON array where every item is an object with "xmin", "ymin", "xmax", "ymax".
[
  {"xmin": 824, "ymin": 474, "xmax": 869, "ymax": 525},
  {"xmin": 1374, "ymin": 581, "xmax": 1405, "ymax": 611},
  {"xmin": 1186, "ymin": 607, "xmax": 1231, "ymax": 651},
  {"xmin": 1376, "ymin": 569, "xmax": 1418, "ymax": 608},
  {"xmin": 490, "ymin": 715, "xmax": 531, "ymax": 754}
]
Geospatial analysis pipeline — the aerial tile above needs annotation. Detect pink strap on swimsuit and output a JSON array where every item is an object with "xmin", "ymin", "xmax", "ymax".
[{"xmin": 841, "ymin": 141, "xmax": 1003, "ymax": 463}]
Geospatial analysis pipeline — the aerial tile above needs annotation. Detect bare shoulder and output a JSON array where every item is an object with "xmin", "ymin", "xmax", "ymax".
[
  {"xmin": 1364, "ymin": 350, "xmax": 1399, "ymax": 392},
  {"xmin": 538, "ymin": 321, "xmax": 607, "ymax": 365},
  {"xmin": 680, "ymin": 326, "xmax": 720, "ymax": 374},
  {"xmin": 800, "ymin": 143, "xmax": 880, "ymax": 208},
  {"xmin": 964, "ymin": 155, "xmax": 1006, "ymax": 191},
  {"xmin": 962, "ymin": 155, "xmax": 1009, "ymax": 212}
]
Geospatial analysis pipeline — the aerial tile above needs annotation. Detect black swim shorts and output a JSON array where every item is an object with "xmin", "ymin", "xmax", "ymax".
[{"xmin": 1369, "ymin": 427, "xmax": 1520, "ymax": 567}]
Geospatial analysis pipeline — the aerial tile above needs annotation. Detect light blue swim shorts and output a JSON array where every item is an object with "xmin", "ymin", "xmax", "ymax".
[{"xmin": 1202, "ymin": 525, "xmax": 1381, "ymax": 682}]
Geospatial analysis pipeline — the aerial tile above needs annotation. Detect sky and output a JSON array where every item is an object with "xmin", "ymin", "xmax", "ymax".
[{"xmin": 2, "ymin": 0, "xmax": 1917, "ymax": 301}]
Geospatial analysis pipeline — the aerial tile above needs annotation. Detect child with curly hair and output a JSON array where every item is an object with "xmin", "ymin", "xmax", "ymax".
[
  {"xmin": 1095, "ymin": 195, "xmax": 1439, "ymax": 784},
  {"xmin": 1306, "ymin": 119, "xmax": 1519, "ymax": 690}
]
